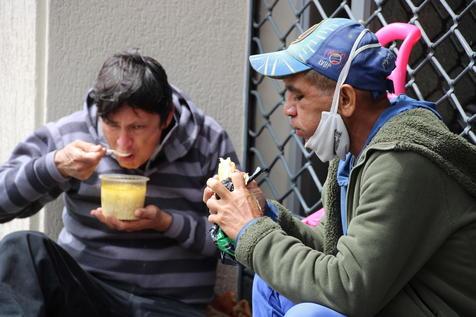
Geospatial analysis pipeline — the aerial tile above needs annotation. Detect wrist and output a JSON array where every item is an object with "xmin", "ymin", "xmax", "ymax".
[
  {"xmin": 156, "ymin": 211, "xmax": 172, "ymax": 232},
  {"xmin": 53, "ymin": 150, "xmax": 68, "ymax": 178}
]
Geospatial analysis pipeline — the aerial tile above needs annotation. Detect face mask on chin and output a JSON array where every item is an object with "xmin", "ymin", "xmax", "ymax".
[
  {"xmin": 304, "ymin": 110, "xmax": 350, "ymax": 162},
  {"xmin": 304, "ymin": 29, "xmax": 379, "ymax": 162}
]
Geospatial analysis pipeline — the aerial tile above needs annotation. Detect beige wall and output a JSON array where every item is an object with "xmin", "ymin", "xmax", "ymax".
[{"xmin": 0, "ymin": 0, "xmax": 248, "ymax": 238}]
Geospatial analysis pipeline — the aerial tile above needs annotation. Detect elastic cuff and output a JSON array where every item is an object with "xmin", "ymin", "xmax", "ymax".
[
  {"xmin": 45, "ymin": 151, "xmax": 70, "ymax": 182},
  {"xmin": 161, "ymin": 212, "xmax": 183, "ymax": 238}
]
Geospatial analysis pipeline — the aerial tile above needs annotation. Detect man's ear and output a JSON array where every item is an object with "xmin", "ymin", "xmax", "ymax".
[
  {"xmin": 338, "ymin": 84, "xmax": 356, "ymax": 118},
  {"xmin": 162, "ymin": 106, "xmax": 175, "ymax": 128}
]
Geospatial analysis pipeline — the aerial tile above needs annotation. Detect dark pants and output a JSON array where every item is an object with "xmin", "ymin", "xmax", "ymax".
[{"xmin": 0, "ymin": 231, "xmax": 204, "ymax": 317}]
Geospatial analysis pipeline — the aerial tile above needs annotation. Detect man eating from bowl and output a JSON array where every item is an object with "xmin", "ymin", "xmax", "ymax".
[{"xmin": 0, "ymin": 48, "xmax": 238, "ymax": 316}]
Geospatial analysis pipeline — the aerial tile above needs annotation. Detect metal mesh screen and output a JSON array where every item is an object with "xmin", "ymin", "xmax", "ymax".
[{"xmin": 240, "ymin": 0, "xmax": 475, "ymax": 300}]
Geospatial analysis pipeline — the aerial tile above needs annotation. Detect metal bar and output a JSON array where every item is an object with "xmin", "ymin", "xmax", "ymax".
[{"xmin": 351, "ymin": 0, "xmax": 373, "ymax": 22}]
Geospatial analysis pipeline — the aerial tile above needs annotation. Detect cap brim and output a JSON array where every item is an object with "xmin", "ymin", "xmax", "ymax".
[{"xmin": 249, "ymin": 50, "xmax": 310, "ymax": 78}]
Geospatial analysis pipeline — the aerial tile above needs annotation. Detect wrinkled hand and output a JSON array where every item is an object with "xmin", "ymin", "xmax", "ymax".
[
  {"xmin": 90, "ymin": 205, "xmax": 172, "ymax": 232},
  {"xmin": 246, "ymin": 180, "xmax": 266, "ymax": 211},
  {"xmin": 202, "ymin": 175, "xmax": 266, "ymax": 211},
  {"xmin": 202, "ymin": 175, "xmax": 219, "ymax": 204},
  {"xmin": 204, "ymin": 172, "xmax": 264, "ymax": 240},
  {"xmin": 54, "ymin": 140, "xmax": 106, "ymax": 180}
]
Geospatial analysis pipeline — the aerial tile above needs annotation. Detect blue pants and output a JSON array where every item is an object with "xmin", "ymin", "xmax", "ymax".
[{"xmin": 252, "ymin": 275, "xmax": 346, "ymax": 317}]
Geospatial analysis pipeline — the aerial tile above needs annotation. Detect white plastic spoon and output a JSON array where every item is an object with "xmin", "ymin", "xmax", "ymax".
[{"xmin": 105, "ymin": 149, "xmax": 131, "ymax": 157}]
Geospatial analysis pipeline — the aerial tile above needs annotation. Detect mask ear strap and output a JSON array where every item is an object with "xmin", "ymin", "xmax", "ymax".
[{"xmin": 329, "ymin": 29, "xmax": 369, "ymax": 114}]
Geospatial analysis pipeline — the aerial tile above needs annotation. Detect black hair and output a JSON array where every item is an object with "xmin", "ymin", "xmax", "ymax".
[
  {"xmin": 304, "ymin": 70, "xmax": 336, "ymax": 95},
  {"xmin": 90, "ymin": 48, "xmax": 173, "ymax": 121}
]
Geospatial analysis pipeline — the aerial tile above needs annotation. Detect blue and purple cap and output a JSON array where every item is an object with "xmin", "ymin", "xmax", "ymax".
[{"xmin": 249, "ymin": 18, "xmax": 396, "ymax": 94}]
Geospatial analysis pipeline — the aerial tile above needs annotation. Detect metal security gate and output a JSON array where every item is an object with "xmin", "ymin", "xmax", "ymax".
[{"xmin": 240, "ymin": 0, "xmax": 475, "ymax": 301}]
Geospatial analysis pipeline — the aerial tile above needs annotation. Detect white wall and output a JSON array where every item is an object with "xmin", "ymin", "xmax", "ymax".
[
  {"xmin": 0, "ymin": 0, "xmax": 45, "ymax": 237},
  {"xmin": 0, "ymin": 0, "xmax": 248, "ymax": 239}
]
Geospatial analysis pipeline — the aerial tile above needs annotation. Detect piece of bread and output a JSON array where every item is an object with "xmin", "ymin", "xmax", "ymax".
[{"xmin": 217, "ymin": 157, "xmax": 249, "ymax": 183}]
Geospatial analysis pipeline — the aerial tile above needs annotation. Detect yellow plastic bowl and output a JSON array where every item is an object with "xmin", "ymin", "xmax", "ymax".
[{"xmin": 99, "ymin": 174, "xmax": 149, "ymax": 220}]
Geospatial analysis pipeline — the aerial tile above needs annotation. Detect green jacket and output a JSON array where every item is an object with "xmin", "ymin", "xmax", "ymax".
[{"xmin": 236, "ymin": 109, "xmax": 476, "ymax": 316}]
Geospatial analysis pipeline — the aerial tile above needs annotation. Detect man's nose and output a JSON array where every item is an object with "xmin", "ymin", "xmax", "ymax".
[
  {"xmin": 116, "ymin": 130, "xmax": 133, "ymax": 148},
  {"xmin": 283, "ymin": 99, "xmax": 296, "ymax": 117}
]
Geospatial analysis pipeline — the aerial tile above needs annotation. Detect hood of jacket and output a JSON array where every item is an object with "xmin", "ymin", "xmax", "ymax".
[
  {"xmin": 83, "ymin": 84, "xmax": 206, "ymax": 170},
  {"xmin": 364, "ymin": 108, "xmax": 476, "ymax": 197}
]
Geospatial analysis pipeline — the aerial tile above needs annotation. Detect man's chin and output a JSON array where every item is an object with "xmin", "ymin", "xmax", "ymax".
[
  {"xmin": 117, "ymin": 160, "xmax": 141, "ymax": 169},
  {"xmin": 295, "ymin": 129, "xmax": 305, "ymax": 138}
]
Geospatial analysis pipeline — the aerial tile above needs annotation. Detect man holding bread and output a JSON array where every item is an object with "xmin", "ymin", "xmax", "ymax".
[
  {"xmin": 204, "ymin": 18, "xmax": 476, "ymax": 316},
  {"xmin": 0, "ymin": 49, "xmax": 238, "ymax": 316}
]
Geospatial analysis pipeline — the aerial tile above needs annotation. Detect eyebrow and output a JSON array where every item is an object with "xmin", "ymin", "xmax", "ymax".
[
  {"xmin": 285, "ymin": 84, "xmax": 302, "ymax": 94},
  {"xmin": 102, "ymin": 118, "xmax": 145, "ymax": 127},
  {"xmin": 102, "ymin": 117, "xmax": 116, "ymax": 125}
]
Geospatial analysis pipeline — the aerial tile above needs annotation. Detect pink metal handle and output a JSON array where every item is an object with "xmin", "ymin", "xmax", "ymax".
[
  {"xmin": 302, "ymin": 208, "xmax": 325, "ymax": 227},
  {"xmin": 375, "ymin": 23, "xmax": 421, "ymax": 97}
]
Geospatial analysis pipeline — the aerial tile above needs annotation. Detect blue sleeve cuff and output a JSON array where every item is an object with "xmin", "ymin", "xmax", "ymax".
[
  {"xmin": 264, "ymin": 201, "xmax": 279, "ymax": 221},
  {"xmin": 236, "ymin": 202, "xmax": 279, "ymax": 244},
  {"xmin": 236, "ymin": 217, "xmax": 261, "ymax": 244}
]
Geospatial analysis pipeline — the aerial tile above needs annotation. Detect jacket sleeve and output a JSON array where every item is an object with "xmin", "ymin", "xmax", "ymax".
[
  {"xmin": 160, "ymin": 124, "xmax": 238, "ymax": 257},
  {"xmin": 269, "ymin": 200, "xmax": 326, "ymax": 251},
  {"xmin": 0, "ymin": 124, "xmax": 70, "ymax": 223},
  {"xmin": 235, "ymin": 151, "xmax": 453, "ymax": 316}
]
